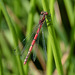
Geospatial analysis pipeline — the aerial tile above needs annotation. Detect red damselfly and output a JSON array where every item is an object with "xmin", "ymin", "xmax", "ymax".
[
  {"xmin": 24, "ymin": 11, "xmax": 48, "ymax": 64},
  {"xmin": 13, "ymin": 11, "xmax": 50, "ymax": 65}
]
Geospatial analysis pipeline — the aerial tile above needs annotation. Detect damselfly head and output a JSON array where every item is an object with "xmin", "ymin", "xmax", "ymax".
[{"xmin": 41, "ymin": 11, "xmax": 48, "ymax": 15}]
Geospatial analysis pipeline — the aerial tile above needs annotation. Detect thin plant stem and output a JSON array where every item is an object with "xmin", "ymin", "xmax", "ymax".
[
  {"xmin": 0, "ymin": 33, "xmax": 18, "ymax": 74},
  {"xmin": 49, "ymin": 0, "xmax": 62, "ymax": 58},
  {"xmin": 67, "ymin": 5, "xmax": 75, "ymax": 75},
  {"xmin": 42, "ymin": 0, "xmax": 63, "ymax": 75},
  {"xmin": 26, "ymin": 0, "xmax": 35, "ymax": 37},
  {"xmin": 25, "ymin": 0, "xmax": 35, "ymax": 74},
  {"xmin": 0, "ymin": 44, "xmax": 2, "ymax": 75},
  {"xmin": 63, "ymin": 0, "xmax": 74, "ymax": 74},
  {"xmin": 63, "ymin": 0, "xmax": 74, "ymax": 27},
  {"xmin": 41, "ymin": 0, "xmax": 53, "ymax": 75},
  {"xmin": 47, "ymin": 36, "xmax": 53, "ymax": 75},
  {"xmin": 0, "ymin": 0, "xmax": 25, "ymax": 75},
  {"xmin": 0, "ymin": 4, "xmax": 2, "ymax": 75}
]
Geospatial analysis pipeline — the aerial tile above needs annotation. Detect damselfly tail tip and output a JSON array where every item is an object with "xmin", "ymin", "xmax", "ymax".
[{"xmin": 24, "ymin": 61, "xmax": 26, "ymax": 65}]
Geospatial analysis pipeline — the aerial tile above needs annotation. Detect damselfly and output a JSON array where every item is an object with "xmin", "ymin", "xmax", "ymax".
[
  {"xmin": 24, "ymin": 11, "xmax": 48, "ymax": 64},
  {"xmin": 13, "ymin": 11, "xmax": 50, "ymax": 65}
]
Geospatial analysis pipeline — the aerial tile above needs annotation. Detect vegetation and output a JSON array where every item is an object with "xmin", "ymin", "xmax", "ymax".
[{"xmin": 0, "ymin": 0, "xmax": 74, "ymax": 75}]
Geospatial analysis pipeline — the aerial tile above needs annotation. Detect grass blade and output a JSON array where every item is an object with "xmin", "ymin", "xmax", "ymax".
[
  {"xmin": 42, "ymin": 0, "xmax": 63, "ymax": 75},
  {"xmin": 0, "ymin": 0, "xmax": 25, "ymax": 75}
]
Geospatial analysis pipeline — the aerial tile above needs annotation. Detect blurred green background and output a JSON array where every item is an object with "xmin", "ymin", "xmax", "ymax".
[{"xmin": 0, "ymin": 0, "xmax": 75, "ymax": 75}]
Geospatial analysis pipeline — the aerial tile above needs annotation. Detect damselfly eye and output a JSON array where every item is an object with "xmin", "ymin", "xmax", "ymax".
[
  {"xmin": 45, "ymin": 12, "xmax": 48, "ymax": 15},
  {"xmin": 41, "ymin": 11, "xmax": 48, "ymax": 15},
  {"xmin": 41, "ymin": 11, "xmax": 44, "ymax": 15}
]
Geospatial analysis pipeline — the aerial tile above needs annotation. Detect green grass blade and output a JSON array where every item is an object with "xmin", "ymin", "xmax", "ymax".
[
  {"xmin": 0, "ymin": 33, "xmax": 18, "ymax": 74},
  {"xmin": 47, "ymin": 36, "xmax": 53, "ymax": 75},
  {"xmin": 26, "ymin": 0, "xmax": 35, "ymax": 37},
  {"xmin": 67, "ymin": 5, "xmax": 75, "ymax": 74},
  {"xmin": 49, "ymin": 0, "xmax": 62, "ymax": 58},
  {"xmin": 63, "ymin": 0, "xmax": 74, "ymax": 27},
  {"xmin": 0, "ymin": 0, "xmax": 25, "ymax": 75},
  {"xmin": 25, "ymin": 0, "xmax": 35, "ymax": 74},
  {"xmin": 63, "ymin": 0, "xmax": 75, "ymax": 74},
  {"xmin": 42, "ymin": 0, "xmax": 63, "ymax": 75},
  {"xmin": 0, "ymin": 45, "xmax": 3, "ymax": 75}
]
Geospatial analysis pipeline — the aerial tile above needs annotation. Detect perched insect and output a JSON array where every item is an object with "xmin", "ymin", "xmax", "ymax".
[{"xmin": 24, "ymin": 11, "xmax": 48, "ymax": 64}]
